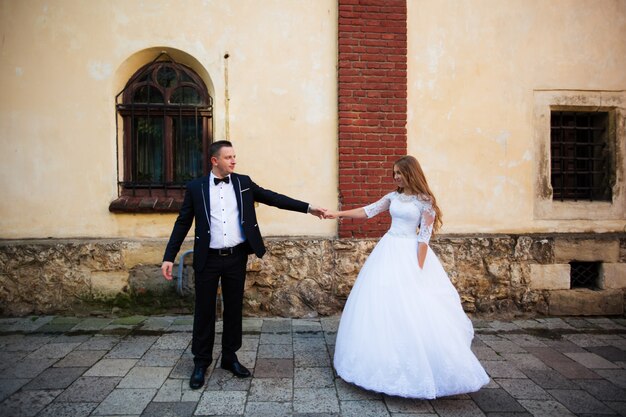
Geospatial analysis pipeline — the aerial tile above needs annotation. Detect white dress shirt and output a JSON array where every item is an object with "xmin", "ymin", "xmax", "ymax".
[{"xmin": 209, "ymin": 173, "xmax": 245, "ymax": 249}]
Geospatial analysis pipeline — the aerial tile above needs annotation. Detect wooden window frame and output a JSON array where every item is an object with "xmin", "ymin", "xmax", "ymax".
[{"xmin": 110, "ymin": 57, "xmax": 213, "ymax": 213}]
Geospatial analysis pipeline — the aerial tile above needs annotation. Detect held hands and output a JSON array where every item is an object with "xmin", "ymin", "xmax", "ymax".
[
  {"xmin": 163, "ymin": 207, "xmax": 336, "ymax": 282},
  {"xmin": 308, "ymin": 205, "xmax": 340, "ymax": 220},
  {"xmin": 308, "ymin": 206, "xmax": 328, "ymax": 219}
]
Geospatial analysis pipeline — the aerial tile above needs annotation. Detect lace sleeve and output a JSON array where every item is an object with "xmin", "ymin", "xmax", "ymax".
[
  {"xmin": 363, "ymin": 193, "xmax": 393, "ymax": 218},
  {"xmin": 417, "ymin": 202, "xmax": 436, "ymax": 244}
]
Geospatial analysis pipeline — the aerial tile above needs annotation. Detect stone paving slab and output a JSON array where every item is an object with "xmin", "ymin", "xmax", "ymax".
[
  {"xmin": 0, "ymin": 378, "xmax": 29, "ymax": 402},
  {"xmin": 55, "ymin": 376, "xmax": 122, "ymax": 403},
  {"xmin": 248, "ymin": 377, "xmax": 293, "ymax": 401},
  {"xmin": 196, "ymin": 390, "xmax": 247, "ymax": 415},
  {"xmin": 244, "ymin": 400, "xmax": 292, "ymax": 417},
  {"xmin": 518, "ymin": 399, "xmax": 577, "ymax": 417},
  {"xmin": 117, "ymin": 366, "xmax": 170, "ymax": 389},
  {"xmin": 294, "ymin": 387, "xmax": 341, "ymax": 414},
  {"xmin": 206, "ymin": 367, "xmax": 252, "ymax": 391},
  {"xmin": 54, "ymin": 349, "xmax": 108, "ymax": 368},
  {"xmin": 257, "ymin": 343, "xmax": 294, "ymax": 358},
  {"xmin": 0, "ymin": 388, "xmax": 62, "ymax": 417},
  {"xmin": 22, "ymin": 367, "xmax": 87, "ymax": 390},
  {"xmin": 494, "ymin": 378, "xmax": 552, "ymax": 400},
  {"xmin": 547, "ymin": 388, "xmax": 615, "ymax": 415},
  {"xmin": 140, "ymin": 401, "xmax": 196, "ymax": 417},
  {"xmin": 136, "ymin": 348, "xmax": 184, "ymax": 367},
  {"xmin": 152, "ymin": 333, "xmax": 192, "ymax": 350},
  {"xmin": 294, "ymin": 367, "xmax": 335, "ymax": 388},
  {"xmin": 2, "ymin": 335, "xmax": 53, "ymax": 352},
  {"xmin": 76, "ymin": 335, "xmax": 122, "ymax": 351},
  {"xmin": 71, "ymin": 318, "xmax": 113, "ymax": 332},
  {"xmin": 565, "ymin": 351, "xmax": 621, "ymax": 369},
  {"xmin": 36, "ymin": 401, "xmax": 98, "ymax": 417},
  {"xmin": 295, "ymin": 349, "xmax": 332, "ymax": 368},
  {"xmin": 84, "ymin": 358, "xmax": 138, "ymax": 377},
  {"xmin": 340, "ymin": 399, "xmax": 390, "ymax": 417},
  {"xmin": 92, "ymin": 388, "xmax": 156, "ymax": 415},
  {"xmin": 104, "ymin": 336, "xmax": 157, "ymax": 359},
  {"xmin": 0, "ymin": 356, "xmax": 58, "ymax": 379},
  {"xmin": 0, "ymin": 315, "xmax": 625, "ymax": 416}
]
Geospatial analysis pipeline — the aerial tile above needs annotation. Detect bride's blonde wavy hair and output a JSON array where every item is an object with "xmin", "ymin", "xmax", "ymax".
[{"xmin": 394, "ymin": 155, "xmax": 443, "ymax": 234}]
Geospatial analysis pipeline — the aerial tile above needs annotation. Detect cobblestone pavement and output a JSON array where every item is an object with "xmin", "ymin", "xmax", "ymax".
[{"xmin": 0, "ymin": 315, "xmax": 625, "ymax": 417}]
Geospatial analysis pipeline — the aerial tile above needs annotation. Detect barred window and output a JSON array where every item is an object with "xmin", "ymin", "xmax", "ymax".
[
  {"xmin": 550, "ymin": 111, "xmax": 612, "ymax": 201},
  {"xmin": 110, "ymin": 54, "xmax": 213, "ymax": 212}
]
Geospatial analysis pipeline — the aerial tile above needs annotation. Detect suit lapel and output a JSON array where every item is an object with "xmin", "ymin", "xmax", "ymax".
[
  {"xmin": 200, "ymin": 176, "xmax": 211, "ymax": 227},
  {"xmin": 232, "ymin": 173, "xmax": 244, "ymax": 225}
]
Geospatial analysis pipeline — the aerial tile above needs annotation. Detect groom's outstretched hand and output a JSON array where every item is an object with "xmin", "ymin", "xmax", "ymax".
[{"xmin": 308, "ymin": 206, "xmax": 328, "ymax": 219}]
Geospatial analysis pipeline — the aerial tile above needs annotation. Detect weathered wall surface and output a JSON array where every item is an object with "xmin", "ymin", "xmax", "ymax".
[
  {"xmin": 0, "ymin": 0, "xmax": 338, "ymax": 239},
  {"xmin": 406, "ymin": 0, "xmax": 626, "ymax": 234},
  {"xmin": 2, "ymin": 1, "xmax": 624, "ymax": 242},
  {"xmin": 1, "ymin": 1, "xmax": 625, "ymax": 318},
  {"xmin": 2, "ymin": 235, "xmax": 623, "ymax": 317}
]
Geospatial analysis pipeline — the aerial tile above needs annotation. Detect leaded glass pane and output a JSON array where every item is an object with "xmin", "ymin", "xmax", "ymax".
[
  {"xmin": 157, "ymin": 66, "xmax": 178, "ymax": 88},
  {"xmin": 170, "ymin": 86, "xmax": 202, "ymax": 105},
  {"xmin": 179, "ymin": 72, "xmax": 193, "ymax": 83},
  {"xmin": 173, "ymin": 117, "xmax": 203, "ymax": 183},
  {"xmin": 134, "ymin": 117, "xmax": 164, "ymax": 183},
  {"xmin": 133, "ymin": 85, "xmax": 164, "ymax": 104},
  {"xmin": 136, "ymin": 72, "xmax": 151, "ymax": 83}
]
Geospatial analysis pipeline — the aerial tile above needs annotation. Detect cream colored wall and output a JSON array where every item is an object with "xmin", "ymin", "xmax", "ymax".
[
  {"xmin": 407, "ymin": 0, "xmax": 626, "ymax": 234},
  {"xmin": 0, "ymin": 0, "xmax": 338, "ymax": 239},
  {"xmin": 3, "ymin": 0, "xmax": 625, "ymax": 240}
]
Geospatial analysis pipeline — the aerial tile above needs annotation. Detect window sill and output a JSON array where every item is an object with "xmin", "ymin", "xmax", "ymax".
[{"xmin": 109, "ymin": 196, "xmax": 183, "ymax": 213}]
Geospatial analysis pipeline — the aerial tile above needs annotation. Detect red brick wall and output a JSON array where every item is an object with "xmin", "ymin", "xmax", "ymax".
[{"xmin": 337, "ymin": 0, "xmax": 408, "ymax": 238}]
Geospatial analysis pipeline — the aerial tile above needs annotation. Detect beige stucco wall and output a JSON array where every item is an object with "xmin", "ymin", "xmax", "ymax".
[
  {"xmin": 407, "ymin": 0, "xmax": 626, "ymax": 234},
  {"xmin": 0, "ymin": 0, "xmax": 338, "ymax": 239},
  {"xmin": 2, "ymin": 0, "xmax": 625, "ymax": 240}
]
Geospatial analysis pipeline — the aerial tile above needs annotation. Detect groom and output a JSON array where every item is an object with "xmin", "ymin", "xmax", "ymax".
[{"xmin": 161, "ymin": 140, "xmax": 326, "ymax": 389}]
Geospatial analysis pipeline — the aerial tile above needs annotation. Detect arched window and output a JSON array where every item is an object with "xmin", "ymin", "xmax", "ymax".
[{"xmin": 110, "ymin": 55, "xmax": 212, "ymax": 212}]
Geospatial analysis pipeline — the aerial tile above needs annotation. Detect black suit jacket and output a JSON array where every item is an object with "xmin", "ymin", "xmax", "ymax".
[{"xmin": 163, "ymin": 173, "xmax": 310, "ymax": 271}]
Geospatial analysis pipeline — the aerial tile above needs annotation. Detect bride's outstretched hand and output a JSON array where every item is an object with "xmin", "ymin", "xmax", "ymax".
[{"xmin": 324, "ymin": 210, "xmax": 340, "ymax": 219}]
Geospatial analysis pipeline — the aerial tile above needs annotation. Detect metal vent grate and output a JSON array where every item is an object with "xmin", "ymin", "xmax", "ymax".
[{"xmin": 570, "ymin": 262, "xmax": 600, "ymax": 289}]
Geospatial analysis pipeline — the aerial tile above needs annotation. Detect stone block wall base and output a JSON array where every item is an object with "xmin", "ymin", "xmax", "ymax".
[
  {"xmin": 599, "ymin": 263, "xmax": 626, "ymax": 289},
  {"xmin": 547, "ymin": 288, "xmax": 624, "ymax": 316},
  {"xmin": 529, "ymin": 264, "xmax": 570, "ymax": 290},
  {"xmin": 1, "ymin": 233, "xmax": 624, "ymax": 317}
]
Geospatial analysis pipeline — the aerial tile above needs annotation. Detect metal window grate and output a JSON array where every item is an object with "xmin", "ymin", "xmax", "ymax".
[
  {"xmin": 115, "ymin": 52, "xmax": 213, "ymax": 193},
  {"xmin": 550, "ymin": 111, "xmax": 612, "ymax": 201},
  {"xmin": 570, "ymin": 261, "xmax": 600, "ymax": 289}
]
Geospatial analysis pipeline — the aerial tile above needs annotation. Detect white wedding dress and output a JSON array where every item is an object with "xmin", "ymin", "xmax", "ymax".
[{"xmin": 333, "ymin": 192, "xmax": 490, "ymax": 398}]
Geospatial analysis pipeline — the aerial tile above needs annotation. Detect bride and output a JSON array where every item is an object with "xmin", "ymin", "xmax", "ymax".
[{"xmin": 326, "ymin": 155, "xmax": 489, "ymax": 398}]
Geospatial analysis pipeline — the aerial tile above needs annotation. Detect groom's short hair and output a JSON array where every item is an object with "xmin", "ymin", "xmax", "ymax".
[{"xmin": 209, "ymin": 140, "xmax": 233, "ymax": 158}]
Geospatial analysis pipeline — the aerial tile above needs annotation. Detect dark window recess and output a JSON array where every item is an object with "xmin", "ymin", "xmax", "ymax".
[
  {"xmin": 550, "ymin": 111, "xmax": 613, "ymax": 202},
  {"xmin": 569, "ymin": 261, "xmax": 600, "ymax": 289},
  {"xmin": 110, "ymin": 52, "xmax": 213, "ymax": 213}
]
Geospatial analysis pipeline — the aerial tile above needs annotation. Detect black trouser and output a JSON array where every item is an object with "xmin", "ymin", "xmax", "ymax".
[{"xmin": 192, "ymin": 250, "xmax": 248, "ymax": 367}]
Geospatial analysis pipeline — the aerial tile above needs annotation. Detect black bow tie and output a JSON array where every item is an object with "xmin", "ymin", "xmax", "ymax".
[{"xmin": 214, "ymin": 176, "xmax": 230, "ymax": 185}]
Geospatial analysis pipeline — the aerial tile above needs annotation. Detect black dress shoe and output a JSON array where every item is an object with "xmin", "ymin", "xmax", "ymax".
[
  {"xmin": 189, "ymin": 365, "xmax": 207, "ymax": 389},
  {"xmin": 221, "ymin": 360, "xmax": 251, "ymax": 378}
]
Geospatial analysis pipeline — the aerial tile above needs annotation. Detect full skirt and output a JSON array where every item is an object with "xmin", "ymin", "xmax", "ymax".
[{"xmin": 333, "ymin": 233, "xmax": 490, "ymax": 398}]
